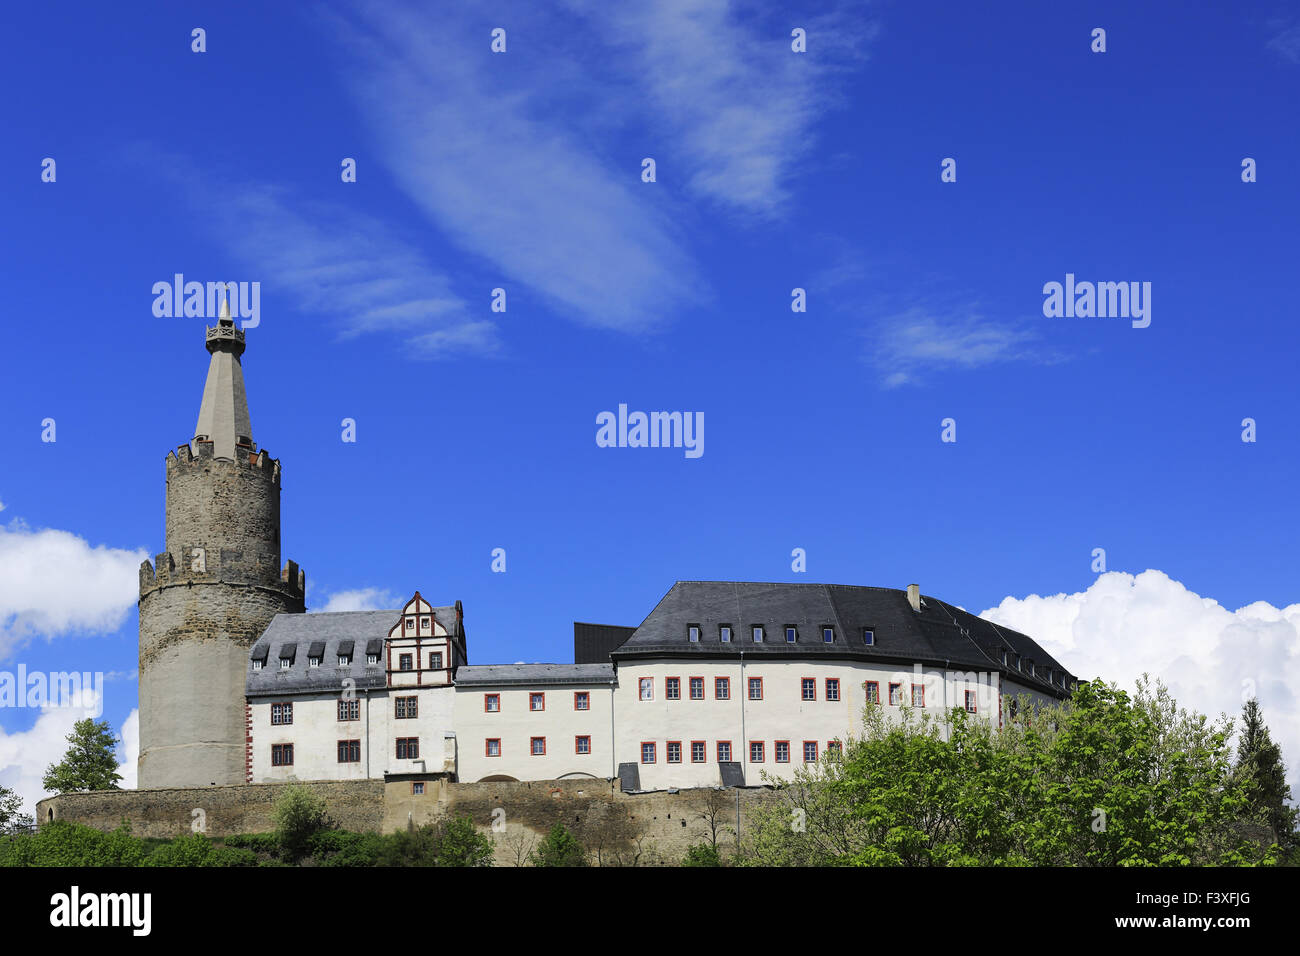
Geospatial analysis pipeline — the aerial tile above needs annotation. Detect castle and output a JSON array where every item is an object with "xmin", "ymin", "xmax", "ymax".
[{"xmin": 137, "ymin": 307, "xmax": 1076, "ymax": 793}]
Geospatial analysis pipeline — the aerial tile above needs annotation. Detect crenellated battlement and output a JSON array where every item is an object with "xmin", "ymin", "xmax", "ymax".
[
  {"xmin": 166, "ymin": 441, "xmax": 281, "ymax": 484},
  {"xmin": 140, "ymin": 549, "xmax": 305, "ymax": 599}
]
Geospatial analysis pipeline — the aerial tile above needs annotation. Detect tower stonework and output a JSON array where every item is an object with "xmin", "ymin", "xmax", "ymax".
[{"xmin": 137, "ymin": 303, "xmax": 305, "ymax": 788}]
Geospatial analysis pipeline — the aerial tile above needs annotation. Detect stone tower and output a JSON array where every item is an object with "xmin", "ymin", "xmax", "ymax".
[{"xmin": 137, "ymin": 301, "xmax": 305, "ymax": 788}]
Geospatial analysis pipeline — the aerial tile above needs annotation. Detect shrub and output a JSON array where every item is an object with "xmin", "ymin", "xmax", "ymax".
[
  {"xmin": 682, "ymin": 843, "xmax": 721, "ymax": 867},
  {"xmin": 528, "ymin": 823, "xmax": 587, "ymax": 867},
  {"xmin": 272, "ymin": 786, "xmax": 332, "ymax": 860}
]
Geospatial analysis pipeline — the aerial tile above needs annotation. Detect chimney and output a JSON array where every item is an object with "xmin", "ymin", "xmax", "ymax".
[{"xmin": 906, "ymin": 583, "xmax": 921, "ymax": 612}]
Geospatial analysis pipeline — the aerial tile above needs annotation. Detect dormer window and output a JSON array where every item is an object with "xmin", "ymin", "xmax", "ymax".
[
  {"xmin": 863, "ymin": 628, "xmax": 874, "ymax": 646},
  {"xmin": 252, "ymin": 660, "xmax": 263, "ymax": 671},
  {"xmin": 688, "ymin": 625, "xmax": 700, "ymax": 643},
  {"xmin": 720, "ymin": 625, "xmax": 731, "ymax": 643},
  {"xmin": 823, "ymin": 627, "xmax": 834, "ymax": 644},
  {"xmin": 308, "ymin": 657, "xmax": 320, "ymax": 668},
  {"xmin": 785, "ymin": 627, "xmax": 797, "ymax": 644},
  {"xmin": 367, "ymin": 654, "xmax": 379, "ymax": 666},
  {"xmin": 338, "ymin": 655, "xmax": 351, "ymax": 667},
  {"xmin": 279, "ymin": 658, "xmax": 290, "ymax": 670},
  {"xmin": 752, "ymin": 626, "xmax": 764, "ymax": 643}
]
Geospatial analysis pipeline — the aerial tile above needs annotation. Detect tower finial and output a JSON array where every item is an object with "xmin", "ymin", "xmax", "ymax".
[
  {"xmin": 194, "ymin": 299, "xmax": 254, "ymax": 459},
  {"xmin": 218, "ymin": 295, "xmax": 233, "ymax": 326}
]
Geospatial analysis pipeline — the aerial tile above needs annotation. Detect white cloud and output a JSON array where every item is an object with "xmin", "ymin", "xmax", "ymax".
[
  {"xmin": 324, "ymin": 1, "xmax": 706, "ymax": 334},
  {"xmin": 872, "ymin": 306, "xmax": 1045, "ymax": 388},
  {"xmin": 0, "ymin": 691, "xmax": 133, "ymax": 819},
  {"xmin": 1267, "ymin": 20, "xmax": 1300, "ymax": 62},
  {"xmin": 981, "ymin": 570, "xmax": 1300, "ymax": 797},
  {"xmin": 314, "ymin": 588, "xmax": 401, "ymax": 614},
  {"xmin": 0, "ymin": 520, "xmax": 145, "ymax": 660}
]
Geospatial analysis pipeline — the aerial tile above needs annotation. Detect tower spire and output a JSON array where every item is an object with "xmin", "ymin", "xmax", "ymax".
[{"xmin": 193, "ymin": 296, "xmax": 254, "ymax": 459}]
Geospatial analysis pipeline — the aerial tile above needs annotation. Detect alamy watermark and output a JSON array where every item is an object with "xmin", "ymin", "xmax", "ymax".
[
  {"xmin": 151, "ymin": 275, "xmax": 260, "ymax": 328},
  {"xmin": 596, "ymin": 404, "xmax": 704, "ymax": 459},
  {"xmin": 0, "ymin": 668, "xmax": 104, "ymax": 715},
  {"xmin": 1042, "ymin": 273, "xmax": 1150, "ymax": 328}
]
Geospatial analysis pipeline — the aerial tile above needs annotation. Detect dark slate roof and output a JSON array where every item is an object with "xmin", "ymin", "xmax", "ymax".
[
  {"xmin": 248, "ymin": 610, "xmax": 397, "ymax": 697},
  {"xmin": 574, "ymin": 622, "xmax": 636, "ymax": 664},
  {"xmin": 611, "ymin": 582, "xmax": 1075, "ymax": 698},
  {"xmin": 454, "ymin": 663, "xmax": 616, "ymax": 688}
]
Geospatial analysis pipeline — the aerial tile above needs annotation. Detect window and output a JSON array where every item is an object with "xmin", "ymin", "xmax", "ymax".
[
  {"xmin": 406, "ymin": 616, "xmax": 416, "ymax": 630},
  {"xmin": 486, "ymin": 738, "xmax": 501, "ymax": 757},
  {"xmin": 775, "ymin": 740, "xmax": 790, "ymax": 763},
  {"xmin": 530, "ymin": 737, "xmax": 546, "ymax": 756},
  {"xmin": 574, "ymin": 691, "xmax": 590, "ymax": 711},
  {"xmin": 338, "ymin": 699, "xmax": 359, "ymax": 721},
  {"xmin": 367, "ymin": 654, "xmax": 378, "ymax": 665},
  {"xmin": 748, "ymin": 677, "xmax": 763, "ymax": 700},
  {"xmin": 399, "ymin": 654, "xmax": 413, "ymax": 671},
  {"xmin": 420, "ymin": 617, "xmax": 430, "ymax": 629},
  {"xmin": 395, "ymin": 696, "xmax": 417, "ymax": 719},
  {"xmin": 308, "ymin": 656, "xmax": 320, "ymax": 668},
  {"xmin": 688, "ymin": 625, "xmax": 700, "ymax": 643},
  {"xmin": 429, "ymin": 652, "xmax": 443, "ymax": 670},
  {"xmin": 865, "ymin": 681, "xmax": 880, "ymax": 704},
  {"xmin": 715, "ymin": 677, "xmax": 730, "ymax": 700},
  {"xmin": 641, "ymin": 742, "xmax": 656, "ymax": 764},
  {"xmin": 888, "ymin": 683, "xmax": 902, "ymax": 706},
  {"xmin": 530, "ymin": 693, "xmax": 545, "ymax": 711},
  {"xmin": 396, "ymin": 737, "xmax": 419, "ymax": 760},
  {"xmin": 823, "ymin": 627, "xmax": 834, "ymax": 643},
  {"xmin": 965, "ymin": 690, "xmax": 978, "ymax": 713},
  {"xmin": 827, "ymin": 740, "xmax": 842, "ymax": 756},
  {"xmin": 801, "ymin": 678, "xmax": 816, "ymax": 701},
  {"xmin": 279, "ymin": 658, "xmax": 290, "ymax": 670},
  {"xmin": 717, "ymin": 741, "xmax": 732, "ymax": 762},
  {"xmin": 720, "ymin": 625, "xmax": 732, "ymax": 643},
  {"xmin": 689, "ymin": 677, "xmax": 704, "ymax": 700},
  {"xmin": 803, "ymin": 741, "xmax": 818, "ymax": 763},
  {"xmin": 252, "ymin": 659, "xmax": 263, "ymax": 671},
  {"xmin": 666, "ymin": 677, "xmax": 680, "ymax": 700},
  {"xmin": 271, "ymin": 744, "xmax": 293, "ymax": 766},
  {"xmin": 575, "ymin": 735, "xmax": 591, "ymax": 755},
  {"xmin": 337, "ymin": 655, "xmax": 350, "ymax": 667},
  {"xmin": 271, "ymin": 702, "xmax": 293, "ymax": 725},
  {"xmin": 691, "ymin": 741, "xmax": 706, "ymax": 763},
  {"xmin": 912, "ymin": 684, "xmax": 925, "ymax": 707},
  {"xmin": 412, "ymin": 781, "xmax": 425, "ymax": 795},
  {"xmin": 484, "ymin": 693, "xmax": 500, "ymax": 713},
  {"xmin": 667, "ymin": 741, "xmax": 682, "ymax": 763},
  {"xmin": 1001, "ymin": 650, "xmax": 1008, "ymax": 667},
  {"xmin": 639, "ymin": 678, "xmax": 653, "ymax": 701},
  {"xmin": 749, "ymin": 741, "xmax": 764, "ymax": 762},
  {"xmin": 337, "ymin": 740, "xmax": 360, "ymax": 763},
  {"xmin": 752, "ymin": 626, "xmax": 763, "ymax": 643},
  {"xmin": 826, "ymin": 678, "xmax": 840, "ymax": 701},
  {"xmin": 785, "ymin": 627, "xmax": 797, "ymax": 644},
  {"xmin": 863, "ymin": 628, "xmax": 875, "ymax": 645}
]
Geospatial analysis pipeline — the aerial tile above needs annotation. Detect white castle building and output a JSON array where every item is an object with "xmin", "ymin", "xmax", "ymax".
[{"xmin": 141, "ymin": 308, "xmax": 1076, "ymax": 792}]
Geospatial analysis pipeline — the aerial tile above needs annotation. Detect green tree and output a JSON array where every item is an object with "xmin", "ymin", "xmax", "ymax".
[
  {"xmin": 1235, "ymin": 698, "xmax": 1298, "ymax": 852},
  {"xmin": 0, "ymin": 785, "xmax": 33, "ymax": 831},
  {"xmin": 681, "ymin": 842, "xmax": 721, "ymax": 867},
  {"xmin": 378, "ymin": 816, "xmax": 494, "ymax": 867},
  {"xmin": 528, "ymin": 823, "xmax": 588, "ymax": 867},
  {"xmin": 272, "ymin": 785, "xmax": 332, "ymax": 860},
  {"xmin": 41, "ymin": 718, "xmax": 122, "ymax": 793}
]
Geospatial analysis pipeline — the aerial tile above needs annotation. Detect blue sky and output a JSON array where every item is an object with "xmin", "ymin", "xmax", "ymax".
[{"xmin": 2, "ymin": 1, "xmax": 1299, "ymax": 807}]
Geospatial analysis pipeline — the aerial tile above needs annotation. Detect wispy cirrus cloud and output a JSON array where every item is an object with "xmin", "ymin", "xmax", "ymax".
[
  {"xmin": 1266, "ymin": 18, "xmax": 1300, "ymax": 62},
  {"xmin": 313, "ymin": 587, "xmax": 401, "ymax": 614},
  {"xmin": 872, "ymin": 306, "xmax": 1045, "ymax": 388}
]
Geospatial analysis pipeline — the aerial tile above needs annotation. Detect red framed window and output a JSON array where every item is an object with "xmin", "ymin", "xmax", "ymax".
[
  {"xmin": 429, "ymin": 651, "xmax": 443, "ymax": 670},
  {"xmin": 639, "ymin": 677, "xmax": 654, "ymax": 700},
  {"xmin": 666, "ymin": 741, "xmax": 682, "ymax": 763},
  {"xmin": 337, "ymin": 740, "xmax": 360, "ymax": 763},
  {"xmin": 271, "ymin": 743, "xmax": 293, "ymax": 766},
  {"xmin": 865, "ymin": 681, "xmax": 880, "ymax": 704},
  {"xmin": 748, "ymin": 676, "xmax": 763, "ymax": 700},
  {"xmin": 803, "ymin": 741, "xmax": 818, "ymax": 763},
  {"xmin": 271, "ymin": 702, "xmax": 293, "ymax": 725},
  {"xmin": 801, "ymin": 678, "xmax": 816, "ymax": 701},
  {"xmin": 338, "ymin": 698, "xmax": 360, "ymax": 721},
  {"xmin": 715, "ymin": 677, "xmax": 730, "ymax": 700},
  {"xmin": 689, "ymin": 677, "xmax": 704, "ymax": 700},
  {"xmin": 666, "ymin": 676, "xmax": 680, "ymax": 699},
  {"xmin": 484, "ymin": 693, "xmax": 500, "ymax": 713},
  {"xmin": 575, "ymin": 735, "xmax": 591, "ymax": 755},
  {"xmin": 749, "ymin": 741, "xmax": 764, "ymax": 762},
  {"xmin": 485, "ymin": 738, "xmax": 501, "ymax": 757},
  {"xmin": 690, "ymin": 741, "xmax": 707, "ymax": 763},
  {"xmin": 641, "ymin": 741, "xmax": 656, "ymax": 764},
  {"xmin": 965, "ymin": 690, "xmax": 977, "ymax": 713},
  {"xmin": 826, "ymin": 740, "xmax": 842, "ymax": 756},
  {"xmin": 396, "ymin": 737, "xmax": 419, "ymax": 760},
  {"xmin": 912, "ymin": 684, "xmax": 925, "ymax": 707},
  {"xmin": 530, "ymin": 736, "xmax": 546, "ymax": 756},
  {"xmin": 774, "ymin": 740, "xmax": 790, "ymax": 763},
  {"xmin": 716, "ymin": 741, "xmax": 732, "ymax": 762},
  {"xmin": 574, "ymin": 691, "xmax": 590, "ymax": 711},
  {"xmin": 394, "ymin": 695, "xmax": 417, "ymax": 719},
  {"xmin": 888, "ymin": 682, "xmax": 902, "ymax": 706},
  {"xmin": 826, "ymin": 678, "xmax": 840, "ymax": 701},
  {"xmin": 399, "ymin": 653, "xmax": 413, "ymax": 671},
  {"xmin": 530, "ymin": 692, "xmax": 545, "ymax": 711}
]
